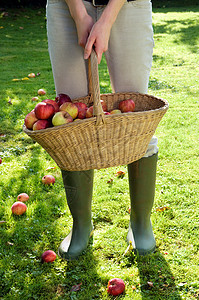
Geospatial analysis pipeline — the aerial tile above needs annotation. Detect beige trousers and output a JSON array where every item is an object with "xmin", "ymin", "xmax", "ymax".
[{"xmin": 46, "ymin": 0, "xmax": 158, "ymax": 157}]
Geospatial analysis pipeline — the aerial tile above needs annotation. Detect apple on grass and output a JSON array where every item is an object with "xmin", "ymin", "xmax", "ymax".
[
  {"xmin": 42, "ymin": 174, "xmax": 55, "ymax": 185},
  {"xmin": 38, "ymin": 88, "xmax": 46, "ymax": 96},
  {"xmin": 41, "ymin": 250, "xmax": 56, "ymax": 263},
  {"xmin": 118, "ymin": 99, "xmax": 135, "ymax": 113},
  {"xmin": 34, "ymin": 102, "xmax": 55, "ymax": 120},
  {"xmin": 24, "ymin": 110, "xmax": 38, "ymax": 130},
  {"xmin": 60, "ymin": 102, "xmax": 78, "ymax": 119},
  {"xmin": 75, "ymin": 102, "xmax": 88, "ymax": 119},
  {"xmin": 55, "ymin": 93, "xmax": 71, "ymax": 107},
  {"xmin": 33, "ymin": 119, "xmax": 52, "ymax": 131},
  {"xmin": 0, "ymin": 157, "xmax": 2, "ymax": 164},
  {"xmin": 52, "ymin": 111, "xmax": 73, "ymax": 126},
  {"xmin": 11, "ymin": 202, "xmax": 27, "ymax": 215},
  {"xmin": 28, "ymin": 73, "xmax": 35, "ymax": 78},
  {"xmin": 107, "ymin": 278, "xmax": 125, "ymax": 296},
  {"xmin": 32, "ymin": 96, "xmax": 39, "ymax": 102},
  {"xmin": 17, "ymin": 193, "xmax": 29, "ymax": 202},
  {"xmin": 42, "ymin": 99, "xmax": 59, "ymax": 113}
]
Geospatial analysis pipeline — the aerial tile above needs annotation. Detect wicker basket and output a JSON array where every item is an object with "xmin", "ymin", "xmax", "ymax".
[{"xmin": 23, "ymin": 50, "xmax": 168, "ymax": 171}]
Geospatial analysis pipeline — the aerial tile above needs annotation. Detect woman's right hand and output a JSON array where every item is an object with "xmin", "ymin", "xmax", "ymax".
[{"xmin": 75, "ymin": 13, "xmax": 94, "ymax": 48}]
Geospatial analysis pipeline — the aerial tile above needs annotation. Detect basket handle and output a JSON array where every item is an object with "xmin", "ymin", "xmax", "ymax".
[{"xmin": 88, "ymin": 49, "xmax": 105, "ymax": 125}]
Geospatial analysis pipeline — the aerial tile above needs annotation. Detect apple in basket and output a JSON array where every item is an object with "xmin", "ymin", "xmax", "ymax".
[
  {"xmin": 34, "ymin": 102, "xmax": 55, "ymax": 120},
  {"xmin": 33, "ymin": 119, "xmax": 52, "ymax": 131},
  {"xmin": 24, "ymin": 110, "xmax": 38, "ymax": 129},
  {"xmin": 86, "ymin": 106, "xmax": 93, "ymax": 118},
  {"xmin": 60, "ymin": 102, "xmax": 78, "ymax": 119},
  {"xmin": 42, "ymin": 99, "xmax": 59, "ymax": 113},
  {"xmin": 118, "ymin": 99, "xmax": 135, "ymax": 113},
  {"xmin": 110, "ymin": 109, "xmax": 122, "ymax": 114},
  {"xmin": 52, "ymin": 111, "xmax": 73, "ymax": 126},
  {"xmin": 55, "ymin": 93, "xmax": 72, "ymax": 107},
  {"xmin": 75, "ymin": 102, "xmax": 88, "ymax": 119},
  {"xmin": 100, "ymin": 99, "xmax": 108, "ymax": 112}
]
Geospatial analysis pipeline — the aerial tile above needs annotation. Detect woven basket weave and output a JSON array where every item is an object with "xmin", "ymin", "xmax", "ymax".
[{"xmin": 23, "ymin": 50, "xmax": 168, "ymax": 171}]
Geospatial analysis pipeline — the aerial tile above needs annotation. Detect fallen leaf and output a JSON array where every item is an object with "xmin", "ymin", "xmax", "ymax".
[
  {"xmin": 45, "ymin": 166, "xmax": 56, "ymax": 171},
  {"xmin": 12, "ymin": 78, "xmax": 20, "ymax": 81},
  {"xmin": 22, "ymin": 77, "xmax": 29, "ymax": 80},
  {"xmin": 178, "ymin": 282, "xmax": 187, "ymax": 287},
  {"xmin": 116, "ymin": 170, "xmax": 125, "ymax": 178},
  {"xmin": 107, "ymin": 178, "xmax": 113, "ymax": 184},
  {"xmin": 19, "ymin": 26, "xmax": 24, "ymax": 30},
  {"xmin": 123, "ymin": 240, "xmax": 133, "ymax": 256},
  {"xmin": 36, "ymin": 72, "xmax": 41, "ymax": 76},
  {"xmin": 70, "ymin": 283, "xmax": 82, "ymax": 292},
  {"xmin": 156, "ymin": 206, "xmax": 170, "ymax": 212},
  {"xmin": 8, "ymin": 98, "xmax": 12, "ymax": 105},
  {"xmin": 7, "ymin": 241, "xmax": 14, "ymax": 246},
  {"xmin": 132, "ymin": 285, "xmax": 136, "ymax": 290},
  {"xmin": 0, "ymin": 26, "xmax": 4, "ymax": 29},
  {"xmin": 0, "ymin": 220, "xmax": 6, "ymax": 225},
  {"xmin": 147, "ymin": 281, "xmax": 154, "ymax": 287}
]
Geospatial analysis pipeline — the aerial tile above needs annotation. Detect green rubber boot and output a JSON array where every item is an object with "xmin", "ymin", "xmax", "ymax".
[
  {"xmin": 127, "ymin": 153, "xmax": 158, "ymax": 255},
  {"xmin": 58, "ymin": 169, "xmax": 94, "ymax": 260}
]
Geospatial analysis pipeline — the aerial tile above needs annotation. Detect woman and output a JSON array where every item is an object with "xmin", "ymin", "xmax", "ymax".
[{"xmin": 46, "ymin": 0, "xmax": 158, "ymax": 260}]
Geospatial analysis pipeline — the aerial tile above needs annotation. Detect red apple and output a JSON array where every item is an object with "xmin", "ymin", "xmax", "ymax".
[
  {"xmin": 11, "ymin": 201, "xmax": 27, "ymax": 215},
  {"xmin": 41, "ymin": 250, "xmax": 56, "ymax": 263},
  {"xmin": 32, "ymin": 96, "xmax": 39, "ymax": 102},
  {"xmin": 104, "ymin": 112, "xmax": 111, "ymax": 115},
  {"xmin": 52, "ymin": 111, "xmax": 73, "ymax": 126},
  {"xmin": 33, "ymin": 119, "xmax": 52, "ymax": 131},
  {"xmin": 34, "ymin": 102, "xmax": 55, "ymax": 120},
  {"xmin": 28, "ymin": 73, "xmax": 35, "ymax": 78},
  {"xmin": 38, "ymin": 88, "xmax": 46, "ymax": 95},
  {"xmin": 75, "ymin": 102, "xmax": 88, "ymax": 119},
  {"xmin": 24, "ymin": 110, "xmax": 38, "ymax": 130},
  {"xmin": 86, "ymin": 106, "xmax": 93, "ymax": 118},
  {"xmin": 60, "ymin": 102, "xmax": 78, "ymax": 119},
  {"xmin": 55, "ymin": 93, "xmax": 71, "ymax": 107},
  {"xmin": 0, "ymin": 158, "xmax": 2, "ymax": 164},
  {"xmin": 42, "ymin": 99, "xmax": 59, "ymax": 113},
  {"xmin": 17, "ymin": 193, "xmax": 29, "ymax": 202},
  {"xmin": 110, "ymin": 109, "xmax": 122, "ymax": 115},
  {"xmin": 118, "ymin": 99, "xmax": 135, "ymax": 113},
  {"xmin": 42, "ymin": 174, "xmax": 55, "ymax": 185},
  {"xmin": 100, "ymin": 99, "xmax": 107, "ymax": 112},
  {"xmin": 107, "ymin": 278, "xmax": 125, "ymax": 296}
]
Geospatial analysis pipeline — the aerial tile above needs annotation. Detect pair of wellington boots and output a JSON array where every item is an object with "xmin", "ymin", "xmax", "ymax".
[{"xmin": 58, "ymin": 153, "xmax": 157, "ymax": 260}]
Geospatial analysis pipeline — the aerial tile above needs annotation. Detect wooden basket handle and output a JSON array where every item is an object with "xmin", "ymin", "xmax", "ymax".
[{"xmin": 88, "ymin": 49, "xmax": 105, "ymax": 125}]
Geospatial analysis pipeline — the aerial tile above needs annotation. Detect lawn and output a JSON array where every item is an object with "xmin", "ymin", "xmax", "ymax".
[{"xmin": 0, "ymin": 4, "xmax": 199, "ymax": 300}]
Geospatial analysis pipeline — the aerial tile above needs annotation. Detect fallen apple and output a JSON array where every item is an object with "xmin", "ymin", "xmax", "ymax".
[
  {"xmin": 24, "ymin": 110, "xmax": 38, "ymax": 130},
  {"xmin": 55, "ymin": 93, "xmax": 71, "ymax": 106},
  {"xmin": 107, "ymin": 278, "xmax": 125, "ymax": 296},
  {"xmin": 0, "ymin": 157, "xmax": 2, "ymax": 164},
  {"xmin": 41, "ymin": 250, "xmax": 56, "ymax": 263},
  {"xmin": 17, "ymin": 193, "xmax": 29, "ymax": 202},
  {"xmin": 60, "ymin": 102, "xmax": 78, "ymax": 119},
  {"xmin": 75, "ymin": 102, "xmax": 88, "ymax": 119},
  {"xmin": 11, "ymin": 201, "xmax": 27, "ymax": 215},
  {"xmin": 42, "ymin": 99, "xmax": 59, "ymax": 113},
  {"xmin": 118, "ymin": 99, "xmax": 135, "ymax": 113},
  {"xmin": 34, "ymin": 102, "xmax": 55, "ymax": 120},
  {"xmin": 38, "ymin": 88, "xmax": 46, "ymax": 96},
  {"xmin": 85, "ymin": 106, "xmax": 93, "ymax": 118},
  {"xmin": 110, "ymin": 109, "xmax": 122, "ymax": 114},
  {"xmin": 32, "ymin": 96, "xmax": 39, "ymax": 102},
  {"xmin": 52, "ymin": 111, "xmax": 73, "ymax": 126},
  {"xmin": 28, "ymin": 73, "xmax": 35, "ymax": 78},
  {"xmin": 42, "ymin": 174, "xmax": 55, "ymax": 185},
  {"xmin": 33, "ymin": 119, "xmax": 52, "ymax": 131}
]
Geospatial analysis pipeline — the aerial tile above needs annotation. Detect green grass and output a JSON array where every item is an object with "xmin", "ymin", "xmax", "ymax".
[{"xmin": 0, "ymin": 6, "xmax": 199, "ymax": 300}]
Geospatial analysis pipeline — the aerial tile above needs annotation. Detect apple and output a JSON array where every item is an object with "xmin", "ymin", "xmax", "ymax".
[
  {"xmin": 104, "ymin": 112, "xmax": 111, "ymax": 115},
  {"xmin": 32, "ymin": 96, "xmax": 39, "ymax": 102},
  {"xmin": 33, "ymin": 119, "xmax": 52, "ymax": 131},
  {"xmin": 60, "ymin": 102, "xmax": 78, "ymax": 119},
  {"xmin": 34, "ymin": 102, "xmax": 55, "ymax": 120},
  {"xmin": 100, "ymin": 99, "xmax": 107, "ymax": 112},
  {"xmin": 86, "ymin": 106, "xmax": 93, "ymax": 118},
  {"xmin": 38, "ymin": 88, "xmax": 46, "ymax": 95},
  {"xmin": 42, "ymin": 99, "xmax": 59, "ymax": 113},
  {"xmin": 55, "ymin": 93, "xmax": 71, "ymax": 107},
  {"xmin": 28, "ymin": 73, "xmax": 35, "ymax": 78},
  {"xmin": 118, "ymin": 99, "xmax": 135, "ymax": 113},
  {"xmin": 17, "ymin": 193, "xmax": 29, "ymax": 202},
  {"xmin": 11, "ymin": 201, "xmax": 27, "ymax": 215},
  {"xmin": 52, "ymin": 111, "xmax": 73, "ymax": 126},
  {"xmin": 42, "ymin": 174, "xmax": 55, "ymax": 185},
  {"xmin": 24, "ymin": 110, "xmax": 38, "ymax": 130},
  {"xmin": 41, "ymin": 250, "xmax": 56, "ymax": 263},
  {"xmin": 0, "ymin": 157, "xmax": 2, "ymax": 164},
  {"xmin": 75, "ymin": 102, "xmax": 88, "ymax": 119},
  {"xmin": 110, "ymin": 109, "xmax": 122, "ymax": 115},
  {"xmin": 107, "ymin": 278, "xmax": 125, "ymax": 296}
]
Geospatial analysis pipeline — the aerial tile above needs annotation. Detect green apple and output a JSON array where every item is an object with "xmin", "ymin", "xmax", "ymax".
[{"xmin": 52, "ymin": 111, "xmax": 73, "ymax": 126}]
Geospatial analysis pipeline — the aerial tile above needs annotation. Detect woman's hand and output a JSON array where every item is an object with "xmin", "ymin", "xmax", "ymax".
[{"xmin": 75, "ymin": 14, "xmax": 94, "ymax": 48}]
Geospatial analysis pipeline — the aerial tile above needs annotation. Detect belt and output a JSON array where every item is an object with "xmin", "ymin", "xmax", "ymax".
[{"xmin": 84, "ymin": 0, "xmax": 135, "ymax": 6}]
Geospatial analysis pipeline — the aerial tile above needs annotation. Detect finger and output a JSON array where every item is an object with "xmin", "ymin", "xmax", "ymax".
[{"xmin": 84, "ymin": 36, "xmax": 95, "ymax": 59}]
